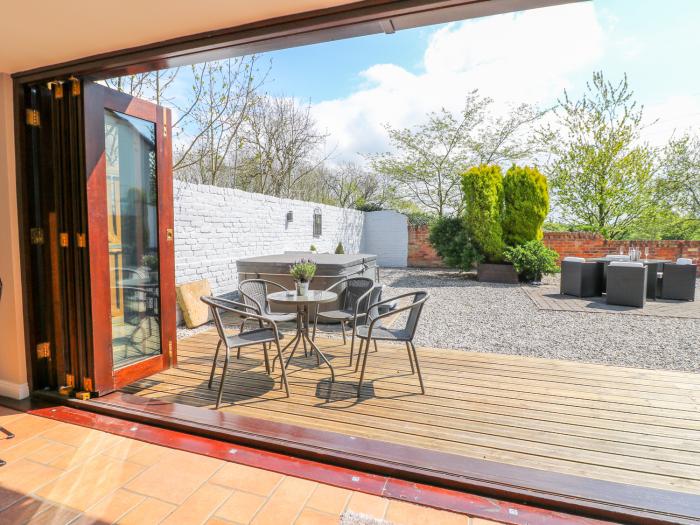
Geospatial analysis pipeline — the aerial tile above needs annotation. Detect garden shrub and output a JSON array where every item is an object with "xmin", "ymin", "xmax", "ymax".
[
  {"xmin": 503, "ymin": 240, "xmax": 559, "ymax": 282},
  {"xmin": 461, "ymin": 165, "xmax": 505, "ymax": 262},
  {"xmin": 428, "ymin": 216, "xmax": 482, "ymax": 271},
  {"xmin": 502, "ymin": 165, "xmax": 549, "ymax": 246},
  {"xmin": 335, "ymin": 242, "xmax": 345, "ymax": 254}
]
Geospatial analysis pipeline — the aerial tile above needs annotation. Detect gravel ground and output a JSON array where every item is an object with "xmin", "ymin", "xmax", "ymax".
[{"xmin": 379, "ymin": 268, "xmax": 700, "ymax": 373}]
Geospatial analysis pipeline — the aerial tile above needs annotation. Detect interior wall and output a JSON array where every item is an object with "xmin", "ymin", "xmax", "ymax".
[{"xmin": 0, "ymin": 73, "xmax": 29, "ymax": 399}]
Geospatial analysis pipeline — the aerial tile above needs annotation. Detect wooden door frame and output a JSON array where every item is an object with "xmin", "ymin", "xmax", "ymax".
[{"xmin": 83, "ymin": 81, "xmax": 175, "ymax": 394}]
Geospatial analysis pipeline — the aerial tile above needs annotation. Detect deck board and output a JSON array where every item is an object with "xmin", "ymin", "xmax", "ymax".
[{"xmin": 123, "ymin": 329, "xmax": 700, "ymax": 496}]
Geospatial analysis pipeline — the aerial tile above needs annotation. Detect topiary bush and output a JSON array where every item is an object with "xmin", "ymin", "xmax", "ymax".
[
  {"xmin": 502, "ymin": 165, "xmax": 549, "ymax": 246},
  {"xmin": 428, "ymin": 216, "xmax": 482, "ymax": 271},
  {"xmin": 461, "ymin": 165, "xmax": 505, "ymax": 262},
  {"xmin": 503, "ymin": 240, "xmax": 559, "ymax": 282},
  {"xmin": 334, "ymin": 242, "xmax": 345, "ymax": 254}
]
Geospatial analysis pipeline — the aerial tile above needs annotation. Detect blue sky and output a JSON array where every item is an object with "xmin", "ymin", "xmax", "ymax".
[{"xmin": 168, "ymin": 0, "xmax": 700, "ymax": 162}]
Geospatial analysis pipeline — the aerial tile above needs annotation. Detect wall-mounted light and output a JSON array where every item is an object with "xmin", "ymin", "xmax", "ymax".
[
  {"xmin": 313, "ymin": 208, "xmax": 322, "ymax": 237},
  {"xmin": 286, "ymin": 211, "xmax": 293, "ymax": 223}
]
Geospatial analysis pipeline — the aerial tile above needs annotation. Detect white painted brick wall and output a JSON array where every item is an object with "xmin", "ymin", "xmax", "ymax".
[
  {"xmin": 361, "ymin": 210, "xmax": 408, "ymax": 267},
  {"xmin": 174, "ymin": 180, "xmax": 366, "ymax": 295}
]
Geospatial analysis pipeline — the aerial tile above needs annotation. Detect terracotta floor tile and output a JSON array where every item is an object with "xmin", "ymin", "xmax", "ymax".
[
  {"xmin": 25, "ymin": 440, "xmax": 75, "ymax": 465},
  {"xmin": 125, "ymin": 449, "xmax": 222, "ymax": 505},
  {"xmin": 0, "ymin": 496, "xmax": 55, "ymax": 525},
  {"xmin": 205, "ymin": 518, "xmax": 235, "ymax": 525},
  {"xmin": 0, "ymin": 458, "xmax": 64, "ymax": 495},
  {"xmin": 161, "ymin": 483, "xmax": 232, "ymax": 525},
  {"xmin": 72, "ymin": 489, "xmax": 145, "ymax": 525},
  {"xmin": 471, "ymin": 519, "xmax": 503, "ymax": 525},
  {"xmin": 305, "ymin": 484, "xmax": 351, "ymax": 515},
  {"xmin": 295, "ymin": 508, "xmax": 338, "ymax": 525},
  {"xmin": 345, "ymin": 492, "xmax": 388, "ymax": 519},
  {"xmin": 40, "ymin": 422, "xmax": 99, "ymax": 447},
  {"xmin": 0, "ymin": 415, "xmax": 59, "ymax": 450},
  {"xmin": 385, "ymin": 500, "xmax": 468, "ymax": 525},
  {"xmin": 100, "ymin": 437, "xmax": 148, "ymax": 462},
  {"xmin": 251, "ymin": 477, "xmax": 317, "ymax": 525},
  {"xmin": 117, "ymin": 442, "xmax": 172, "ymax": 466},
  {"xmin": 26, "ymin": 505, "xmax": 80, "ymax": 525},
  {"xmin": 118, "ymin": 497, "xmax": 176, "ymax": 525},
  {"xmin": 210, "ymin": 463, "xmax": 283, "ymax": 496},
  {"xmin": 0, "ymin": 437, "xmax": 54, "ymax": 463},
  {"xmin": 215, "ymin": 491, "xmax": 266, "ymax": 524},
  {"xmin": 36, "ymin": 456, "xmax": 145, "ymax": 512}
]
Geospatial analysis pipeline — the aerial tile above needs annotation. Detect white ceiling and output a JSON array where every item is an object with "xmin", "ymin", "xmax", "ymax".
[{"xmin": 0, "ymin": 0, "xmax": 361, "ymax": 74}]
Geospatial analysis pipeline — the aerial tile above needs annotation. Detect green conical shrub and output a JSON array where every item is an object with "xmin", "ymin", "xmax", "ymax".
[
  {"xmin": 334, "ymin": 242, "xmax": 345, "ymax": 254},
  {"xmin": 502, "ymin": 165, "xmax": 549, "ymax": 246},
  {"xmin": 461, "ymin": 165, "xmax": 505, "ymax": 262}
]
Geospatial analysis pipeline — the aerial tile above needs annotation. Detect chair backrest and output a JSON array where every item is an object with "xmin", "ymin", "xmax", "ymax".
[
  {"xmin": 341, "ymin": 277, "xmax": 375, "ymax": 312},
  {"xmin": 677, "ymin": 258, "xmax": 693, "ymax": 265},
  {"xmin": 200, "ymin": 296, "xmax": 253, "ymax": 343},
  {"xmin": 610, "ymin": 261, "xmax": 644, "ymax": 268},
  {"xmin": 239, "ymin": 279, "xmax": 286, "ymax": 315},
  {"xmin": 563, "ymin": 257, "xmax": 586, "ymax": 263},
  {"xmin": 404, "ymin": 291, "xmax": 429, "ymax": 339}
]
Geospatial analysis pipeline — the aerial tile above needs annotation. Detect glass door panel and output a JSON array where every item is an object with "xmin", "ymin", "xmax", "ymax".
[{"xmin": 104, "ymin": 110, "xmax": 161, "ymax": 369}]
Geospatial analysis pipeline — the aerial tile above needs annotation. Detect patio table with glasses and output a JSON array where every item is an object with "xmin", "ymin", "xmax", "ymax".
[
  {"xmin": 267, "ymin": 290, "xmax": 337, "ymax": 381},
  {"xmin": 590, "ymin": 258, "xmax": 671, "ymax": 299}
]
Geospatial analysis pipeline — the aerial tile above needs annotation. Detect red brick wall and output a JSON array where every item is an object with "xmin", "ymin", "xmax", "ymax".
[
  {"xmin": 407, "ymin": 226, "xmax": 700, "ymax": 273},
  {"xmin": 408, "ymin": 225, "xmax": 444, "ymax": 268},
  {"xmin": 543, "ymin": 232, "xmax": 700, "ymax": 275}
]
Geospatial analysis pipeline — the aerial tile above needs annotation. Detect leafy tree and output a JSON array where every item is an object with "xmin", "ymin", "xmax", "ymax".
[
  {"xmin": 539, "ymin": 72, "xmax": 658, "ymax": 239},
  {"xmin": 372, "ymin": 92, "xmax": 542, "ymax": 216},
  {"xmin": 428, "ymin": 216, "xmax": 481, "ymax": 271},
  {"xmin": 462, "ymin": 165, "xmax": 505, "ymax": 262},
  {"xmin": 502, "ymin": 165, "xmax": 549, "ymax": 246}
]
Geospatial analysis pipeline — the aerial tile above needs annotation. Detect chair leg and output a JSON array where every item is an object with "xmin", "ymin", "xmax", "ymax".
[
  {"xmin": 405, "ymin": 341, "xmax": 415, "ymax": 374},
  {"xmin": 373, "ymin": 339, "xmax": 378, "ymax": 353},
  {"xmin": 357, "ymin": 337, "xmax": 372, "ymax": 398},
  {"xmin": 340, "ymin": 321, "xmax": 347, "ymax": 344},
  {"xmin": 350, "ymin": 323, "xmax": 357, "ymax": 367},
  {"xmin": 208, "ymin": 339, "xmax": 222, "ymax": 389},
  {"xmin": 354, "ymin": 338, "xmax": 365, "ymax": 372},
  {"xmin": 237, "ymin": 347, "xmax": 241, "ymax": 359},
  {"xmin": 262, "ymin": 343, "xmax": 271, "ymax": 374},
  {"xmin": 275, "ymin": 340, "xmax": 290, "ymax": 397},
  {"xmin": 215, "ymin": 347, "xmax": 231, "ymax": 409},
  {"xmin": 410, "ymin": 341, "xmax": 425, "ymax": 394}
]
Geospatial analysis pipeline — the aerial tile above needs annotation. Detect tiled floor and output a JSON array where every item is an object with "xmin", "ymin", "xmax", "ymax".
[
  {"xmin": 523, "ymin": 283, "xmax": 699, "ymax": 318},
  {"xmin": 0, "ymin": 407, "xmax": 483, "ymax": 525}
]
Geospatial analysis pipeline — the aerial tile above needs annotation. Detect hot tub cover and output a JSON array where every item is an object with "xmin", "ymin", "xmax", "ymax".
[{"xmin": 237, "ymin": 253, "xmax": 377, "ymax": 277}]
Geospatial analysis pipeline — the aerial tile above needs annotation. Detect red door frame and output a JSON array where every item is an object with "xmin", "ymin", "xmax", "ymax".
[{"xmin": 83, "ymin": 81, "xmax": 176, "ymax": 394}]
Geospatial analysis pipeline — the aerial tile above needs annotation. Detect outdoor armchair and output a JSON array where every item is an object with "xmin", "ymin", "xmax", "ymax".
[
  {"xmin": 560, "ymin": 257, "xmax": 603, "ymax": 297},
  {"xmin": 239, "ymin": 279, "xmax": 298, "ymax": 324},
  {"xmin": 354, "ymin": 291, "xmax": 429, "ymax": 398},
  {"xmin": 606, "ymin": 262, "xmax": 647, "ymax": 308},
  {"xmin": 201, "ymin": 296, "xmax": 290, "ymax": 409},
  {"xmin": 311, "ymin": 276, "xmax": 380, "ymax": 365},
  {"xmin": 659, "ymin": 259, "xmax": 696, "ymax": 301}
]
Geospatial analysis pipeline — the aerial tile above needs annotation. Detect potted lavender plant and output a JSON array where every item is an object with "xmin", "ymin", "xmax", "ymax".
[{"xmin": 289, "ymin": 259, "xmax": 316, "ymax": 296}]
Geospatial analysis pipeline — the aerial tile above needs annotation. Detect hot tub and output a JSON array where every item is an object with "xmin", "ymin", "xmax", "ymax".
[{"xmin": 236, "ymin": 252, "xmax": 378, "ymax": 316}]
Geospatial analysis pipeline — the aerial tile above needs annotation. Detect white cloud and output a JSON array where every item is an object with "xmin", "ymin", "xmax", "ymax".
[
  {"xmin": 642, "ymin": 95, "xmax": 700, "ymax": 146},
  {"xmin": 311, "ymin": 2, "xmax": 605, "ymax": 164}
]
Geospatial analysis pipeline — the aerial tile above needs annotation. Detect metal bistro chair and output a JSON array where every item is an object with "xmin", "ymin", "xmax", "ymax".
[
  {"xmin": 354, "ymin": 291, "xmax": 429, "ymax": 398},
  {"xmin": 311, "ymin": 277, "xmax": 380, "ymax": 365},
  {"xmin": 201, "ymin": 296, "xmax": 290, "ymax": 409}
]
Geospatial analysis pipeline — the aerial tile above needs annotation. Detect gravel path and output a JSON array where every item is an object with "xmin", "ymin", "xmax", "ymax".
[{"xmin": 379, "ymin": 268, "xmax": 700, "ymax": 373}]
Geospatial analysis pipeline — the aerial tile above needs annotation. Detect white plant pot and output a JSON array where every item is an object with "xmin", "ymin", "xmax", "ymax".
[{"xmin": 296, "ymin": 281, "xmax": 310, "ymax": 296}]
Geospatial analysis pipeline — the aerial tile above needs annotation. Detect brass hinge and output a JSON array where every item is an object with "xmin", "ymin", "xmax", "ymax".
[
  {"xmin": 59, "ymin": 232, "xmax": 69, "ymax": 247},
  {"xmin": 30, "ymin": 227, "xmax": 45, "ymax": 245},
  {"xmin": 47, "ymin": 80, "xmax": 63, "ymax": 99},
  {"xmin": 75, "ymin": 391, "xmax": 91, "ymax": 400},
  {"xmin": 69, "ymin": 76, "xmax": 80, "ymax": 96},
  {"xmin": 76, "ymin": 233, "xmax": 86, "ymax": 248},
  {"xmin": 36, "ymin": 342, "xmax": 50, "ymax": 359},
  {"xmin": 166, "ymin": 228, "xmax": 174, "ymax": 242},
  {"xmin": 163, "ymin": 110, "xmax": 168, "ymax": 137},
  {"xmin": 66, "ymin": 374, "xmax": 75, "ymax": 387},
  {"xmin": 26, "ymin": 109, "xmax": 40, "ymax": 127},
  {"xmin": 83, "ymin": 377, "xmax": 93, "ymax": 392}
]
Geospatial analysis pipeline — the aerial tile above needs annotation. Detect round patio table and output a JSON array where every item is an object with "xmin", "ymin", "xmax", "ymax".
[{"xmin": 267, "ymin": 290, "xmax": 338, "ymax": 381}]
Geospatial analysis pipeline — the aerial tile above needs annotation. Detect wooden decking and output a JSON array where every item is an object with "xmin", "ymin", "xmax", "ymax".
[{"xmin": 123, "ymin": 329, "xmax": 700, "ymax": 498}]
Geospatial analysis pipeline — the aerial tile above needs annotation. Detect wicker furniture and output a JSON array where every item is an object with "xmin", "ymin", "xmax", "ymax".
[
  {"xmin": 201, "ymin": 296, "xmax": 289, "ymax": 408},
  {"xmin": 311, "ymin": 277, "xmax": 380, "ymax": 365},
  {"xmin": 239, "ymin": 279, "xmax": 298, "ymax": 323},
  {"xmin": 560, "ymin": 257, "xmax": 603, "ymax": 297},
  {"xmin": 659, "ymin": 259, "xmax": 696, "ymax": 301},
  {"xmin": 354, "ymin": 291, "xmax": 429, "ymax": 398},
  {"xmin": 606, "ymin": 262, "xmax": 647, "ymax": 308}
]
